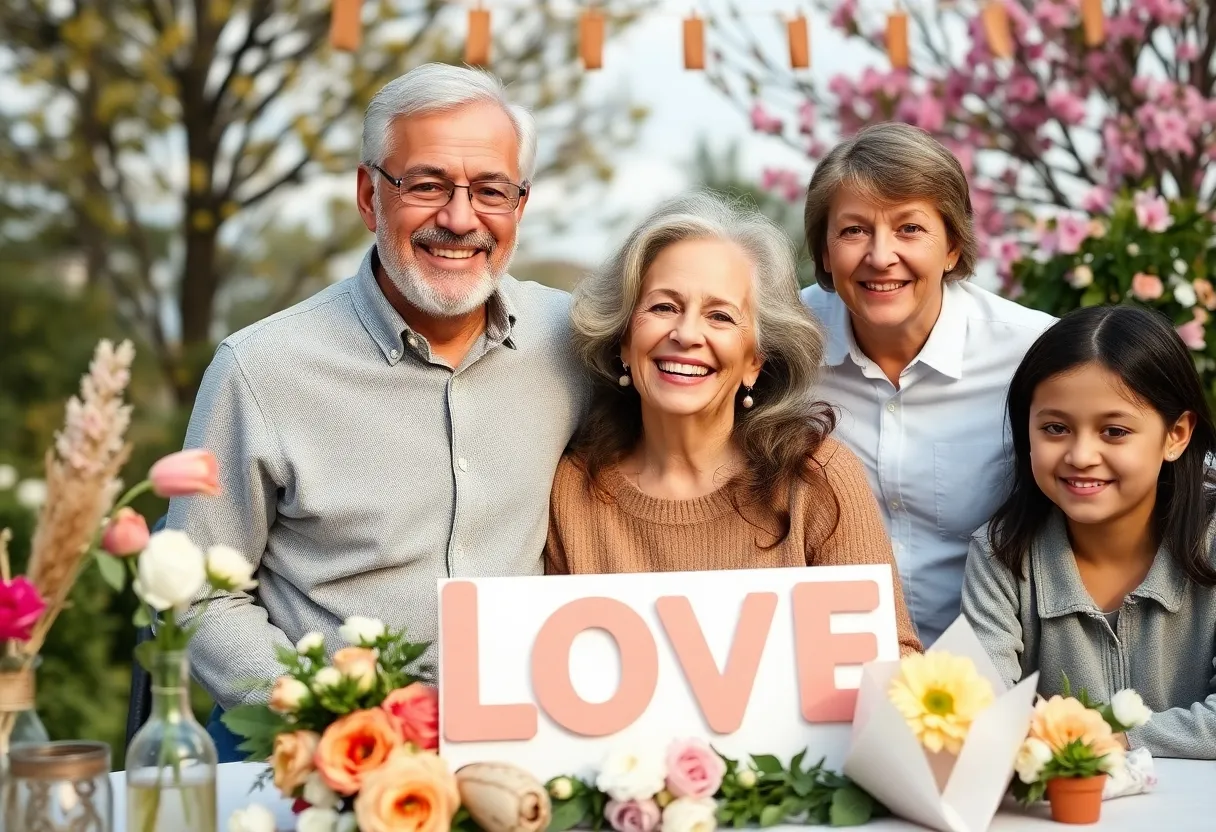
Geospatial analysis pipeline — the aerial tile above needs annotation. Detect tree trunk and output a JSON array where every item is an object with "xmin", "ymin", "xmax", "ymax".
[{"xmin": 174, "ymin": 217, "xmax": 219, "ymax": 406}]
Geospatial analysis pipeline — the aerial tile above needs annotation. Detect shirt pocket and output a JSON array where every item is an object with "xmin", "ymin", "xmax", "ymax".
[{"xmin": 933, "ymin": 441, "xmax": 1009, "ymax": 541}]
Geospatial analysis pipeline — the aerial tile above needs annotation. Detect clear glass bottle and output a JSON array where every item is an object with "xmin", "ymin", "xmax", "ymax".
[
  {"xmin": 5, "ymin": 740, "xmax": 113, "ymax": 831},
  {"xmin": 124, "ymin": 650, "xmax": 217, "ymax": 832},
  {"xmin": 0, "ymin": 660, "xmax": 51, "ymax": 767}
]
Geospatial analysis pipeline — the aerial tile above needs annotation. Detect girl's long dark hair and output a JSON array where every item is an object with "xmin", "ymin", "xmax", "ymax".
[{"xmin": 989, "ymin": 304, "xmax": 1216, "ymax": 586}]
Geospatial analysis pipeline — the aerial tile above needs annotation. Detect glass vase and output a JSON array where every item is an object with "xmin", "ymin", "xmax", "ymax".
[
  {"xmin": 4, "ymin": 740, "xmax": 113, "ymax": 831},
  {"xmin": 123, "ymin": 650, "xmax": 217, "ymax": 832},
  {"xmin": 0, "ymin": 663, "xmax": 51, "ymax": 768}
]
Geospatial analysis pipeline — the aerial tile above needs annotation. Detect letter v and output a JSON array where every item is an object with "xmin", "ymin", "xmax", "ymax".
[{"xmin": 656, "ymin": 592, "xmax": 778, "ymax": 734}]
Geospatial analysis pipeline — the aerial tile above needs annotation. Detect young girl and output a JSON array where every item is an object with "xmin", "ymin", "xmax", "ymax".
[{"xmin": 962, "ymin": 304, "xmax": 1216, "ymax": 759}]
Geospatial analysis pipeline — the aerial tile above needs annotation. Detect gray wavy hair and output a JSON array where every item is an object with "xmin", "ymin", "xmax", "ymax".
[{"xmin": 569, "ymin": 190, "xmax": 840, "ymax": 545}]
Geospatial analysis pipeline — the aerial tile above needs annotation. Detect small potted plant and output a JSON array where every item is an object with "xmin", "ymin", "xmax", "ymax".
[{"xmin": 1012, "ymin": 684, "xmax": 1152, "ymax": 824}]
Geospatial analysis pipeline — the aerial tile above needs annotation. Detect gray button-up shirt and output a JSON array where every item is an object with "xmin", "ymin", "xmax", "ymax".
[
  {"xmin": 168, "ymin": 246, "xmax": 587, "ymax": 709},
  {"xmin": 962, "ymin": 511, "xmax": 1216, "ymax": 759}
]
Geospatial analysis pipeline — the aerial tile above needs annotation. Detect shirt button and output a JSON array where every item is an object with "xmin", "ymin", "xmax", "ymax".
[
  {"xmin": 389, "ymin": 348, "xmax": 399, "ymax": 359},
  {"xmin": 458, "ymin": 458, "xmax": 468, "ymax": 472},
  {"xmin": 887, "ymin": 402, "xmax": 896, "ymax": 412},
  {"xmin": 890, "ymin": 500, "xmax": 900, "ymax": 510}
]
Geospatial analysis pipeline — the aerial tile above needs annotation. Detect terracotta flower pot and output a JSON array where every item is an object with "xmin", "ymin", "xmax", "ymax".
[{"xmin": 1045, "ymin": 774, "xmax": 1107, "ymax": 824}]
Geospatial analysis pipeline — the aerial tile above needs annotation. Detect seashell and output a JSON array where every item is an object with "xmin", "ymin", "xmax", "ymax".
[{"xmin": 455, "ymin": 762, "xmax": 552, "ymax": 832}]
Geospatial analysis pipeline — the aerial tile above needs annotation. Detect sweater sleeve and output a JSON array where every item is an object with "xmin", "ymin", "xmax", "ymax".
[
  {"xmin": 806, "ymin": 440, "xmax": 923, "ymax": 657},
  {"xmin": 959, "ymin": 528, "xmax": 1026, "ymax": 690},
  {"xmin": 543, "ymin": 456, "xmax": 575, "ymax": 575}
]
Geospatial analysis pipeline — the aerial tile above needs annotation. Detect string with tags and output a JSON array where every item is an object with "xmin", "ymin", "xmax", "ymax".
[{"xmin": 327, "ymin": 0, "xmax": 1106, "ymax": 71}]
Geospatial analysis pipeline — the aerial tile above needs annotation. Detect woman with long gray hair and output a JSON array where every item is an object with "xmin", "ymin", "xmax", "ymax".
[{"xmin": 545, "ymin": 190, "xmax": 920, "ymax": 656}]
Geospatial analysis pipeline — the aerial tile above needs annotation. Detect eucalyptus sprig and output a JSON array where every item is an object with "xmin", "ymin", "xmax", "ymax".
[{"xmin": 715, "ymin": 749, "xmax": 886, "ymax": 828}]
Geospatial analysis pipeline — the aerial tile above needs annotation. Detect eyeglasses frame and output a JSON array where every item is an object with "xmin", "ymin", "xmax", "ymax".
[{"xmin": 368, "ymin": 164, "xmax": 528, "ymax": 214}]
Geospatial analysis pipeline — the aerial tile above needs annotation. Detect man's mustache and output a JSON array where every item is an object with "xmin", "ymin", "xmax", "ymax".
[{"xmin": 411, "ymin": 227, "xmax": 497, "ymax": 253}]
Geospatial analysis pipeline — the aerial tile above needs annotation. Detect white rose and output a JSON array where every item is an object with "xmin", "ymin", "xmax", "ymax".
[
  {"xmin": 303, "ymin": 771, "xmax": 341, "ymax": 809},
  {"xmin": 595, "ymin": 747, "xmax": 667, "ymax": 802},
  {"xmin": 1175, "ymin": 258, "xmax": 1189, "ymax": 275},
  {"xmin": 205, "ymin": 545, "xmax": 258, "ymax": 591},
  {"xmin": 1111, "ymin": 689, "xmax": 1153, "ymax": 729},
  {"xmin": 313, "ymin": 667, "xmax": 343, "ymax": 691},
  {"xmin": 298, "ymin": 807, "xmax": 340, "ymax": 832},
  {"xmin": 661, "ymin": 797, "xmax": 718, "ymax": 832},
  {"xmin": 1014, "ymin": 737, "xmax": 1053, "ymax": 784},
  {"xmin": 296, "ymin": 632, "xmax": 324, "ymax": 654},
  {"xmin": 15, "ymin": 479, "xmax": 47, "ymax": 510},
  {"xmin": 134, "ymin": 530, "xmax": 206, "ymax": 611},
  {"xmin": 338, "ymin": 615, "xmax": 385, "ymax": 645},
  {"xmin": 1067, "ymin": 265, "xmax": 1094, "ymax": 288},
  {"xmin": 228, "ymin": 803, "xmax": 276, "ymax": 832},
  {"xmin": 0, "ymin": 464, "xmax": 17, "ymax": 490},
  {"xmin": 1174, "ymin": 281, "xmax": 1198, "ymax": 308}
]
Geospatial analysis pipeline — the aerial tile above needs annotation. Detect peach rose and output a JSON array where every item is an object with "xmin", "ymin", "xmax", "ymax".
[
  {"xmin": 1029, "ymin": 695, "xmax": 1124, "ymax": 762},
  {"xmin": 382, "ymin": 683, "xmax": 439, "ymax": 750},
  {"xmin": 272, "ymin": 730, "xmax": 320, "ymax": 795},
  {"xmin": 314, "ymin": 708, "xmax": 401, "ymax": 795},
  {"xmin": 354, "ymin": 747, "xmax": 459, "ymax": 832},
  {"xmin": 269, "ymin": 675, "xmax": 310, "ymax": 714},
  {"xmin": 332, "ymin": 647, "xmax": 379, "ymax": 693}
]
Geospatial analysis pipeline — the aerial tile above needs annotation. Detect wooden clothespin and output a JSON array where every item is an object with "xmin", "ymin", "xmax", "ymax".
[
  {"xmin": 887, "ymin": 8, "xmax": 909, "ymax": 69},
  {"xmin": 684, "ymin": 13, "xmax": 706, "ymax": 70},
  {"xmin": 1080, "ymin": 0, "xmax": 1105, "ymax": 47},
  {"xmin": 466, "ymin": 5, "xmax": 491, "ymax": 66},
  {"xmin": 788, "ymin": 14, "xmax": 810, "ymax": 69},
  {"xmin": 329, "ymin": 0, "xmax": 362, "ymax": 51},
  {"xmin": 579, "ymin": 9, "xmax": 606, "ymax": 70},
  {"xmin": 981, "ymin": 0, "xmax": 1014, "ymax": 59}
]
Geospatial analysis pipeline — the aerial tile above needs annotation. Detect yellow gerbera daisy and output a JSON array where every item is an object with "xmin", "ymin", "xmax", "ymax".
[{"xmin": 888, "ymin": 652, "xmax": 996, "ymax": 754}]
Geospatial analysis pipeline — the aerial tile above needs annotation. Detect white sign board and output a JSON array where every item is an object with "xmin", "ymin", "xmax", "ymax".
[{"xmin": 437, "ymin": 564, "xmax": 901, "ymax": 781}]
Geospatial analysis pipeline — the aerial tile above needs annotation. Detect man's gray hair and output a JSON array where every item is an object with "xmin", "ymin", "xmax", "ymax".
[{"xmin": 361, "ymin": 63, "xmax": 538, "ymax": 182}]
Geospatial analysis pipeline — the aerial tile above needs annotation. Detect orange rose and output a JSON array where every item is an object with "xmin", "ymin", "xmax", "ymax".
[
  {"xmin": 1029, "ymin": 695, "xmax": 1124, "ymax": 761},
  {"xmin": 314, "ymin": 708, "xmax": 401, "ymax": 795},
  {"xmin": 269, "ymin": 675, "xmax": 310, "ymax": 714},
  {"xmin": 272, "ymin": 730, "xmax": 320, "ymax": 795},
  {"xmin": 332, "ymin": 646, "xmax": 379, "ymax": 692},
  {"xmin": 382, "ymin": 683, "xmax": 439, "ymax": 750},
  {"xmin": 354, "ymin": 747, "xmax": 459, "ymax": 832}
]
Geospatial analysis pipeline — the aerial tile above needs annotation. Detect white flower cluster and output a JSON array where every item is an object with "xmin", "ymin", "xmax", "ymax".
[
  {"xmin": 133, "ymin": 531, "xmax": 257, "ymax": 611},
  {"xmin": 228, "ymin": 803, "xmax": 356, "ymax": 832},
  {"xmin": 595, "ymin": 748, "xmax": 717, "ymax": 832}
]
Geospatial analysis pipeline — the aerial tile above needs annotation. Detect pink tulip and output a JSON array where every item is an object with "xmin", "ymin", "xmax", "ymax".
[
  {"xmin": 101, "ymin": 507, "xmax": 150, "ymax": 556},
  {"xmin": 149, "ymin": 450, "xmax": 221, "ymax": 498},
  {"xmin": 0, "ymin": 578, "xmax": 46, "ymax": 642}
]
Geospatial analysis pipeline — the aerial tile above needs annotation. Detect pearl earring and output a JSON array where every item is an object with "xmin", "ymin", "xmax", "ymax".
[
  {"xmin": 741, "ymin": 385, "xmax": 754, "ymax": 409},
  {"xmin": 618, "ymin": 361, "xmax": 631, "ymax": 387}
]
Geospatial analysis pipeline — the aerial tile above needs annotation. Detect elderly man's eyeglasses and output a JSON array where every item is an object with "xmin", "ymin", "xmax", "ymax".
[{"xmin": 370, "ymin": 165, "xmax": 527, "ymax": 214}]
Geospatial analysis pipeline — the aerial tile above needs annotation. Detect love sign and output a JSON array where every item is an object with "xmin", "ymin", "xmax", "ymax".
[{"xmin": 436, "ymin": 564, "xmax": 900, "ymax": 780}]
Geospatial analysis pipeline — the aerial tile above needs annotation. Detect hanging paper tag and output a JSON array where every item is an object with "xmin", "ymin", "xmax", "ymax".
[
  {"xmin": 788, "ymin": 15, "xmax": 810, "ymax": 69},
  {"xmin": 579, "ymin": 9, "xmax": 605, "ymax": 70},
  {"xmin": 981, "ymin": 1, "xmax": 1014, "ymax": 58},
  {"xmin": 329, "ymin": 0, "xmax": 362, "ymax": 51},
  {"xmin": 466, "ymin": 8, "xmax": 491, "ymax": 66},
  {"xmin": 1080, "ymin": 0, "xmax": 1105, "ymax": 46},
  {"xmin": 684, "ymin": 15, "xmax": 706, "ymax": 70},
  {"xmin": 887, "ymin": 11, "xmax": 909, "ymax": 69}
]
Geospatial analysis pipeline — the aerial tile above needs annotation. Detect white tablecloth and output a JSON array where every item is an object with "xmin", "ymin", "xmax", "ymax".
[{"xmin": 109, "ymin": 759, "xmax": 1216, "ymax": 830}]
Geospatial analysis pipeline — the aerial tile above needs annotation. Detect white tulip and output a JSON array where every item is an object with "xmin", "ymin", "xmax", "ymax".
[
  {"xmin": 313, "ymin": 667, "xmax": 343, "ymax": 691},
  {"xmin": 1111, "ymin": 689, "xmax": 1153, "ymax": 729},
  {"xmin": 303, "ymin": 771, "xmax": 341, "ymax": 810},
  {"xmin": 296, "ymin": 632, "xmax": 325, "ymax": 654},
  {"xmin": 298, "ymin": 807, "xmax": 340, "ymax": 832},
  {"xmin": 661, "ymin": 797, "xmax": 718, "ymax": 832},
  {"xmin": 338, "ymin": 615, "xmax": 385, "ymax": 645},
  {"xmin": 0, "ymin": 464, "xmax": 17, "ymax": 490},
  {"xmin": 15, "ymin": 479, "xmax": 47, "ymax": 510},
  {"xmin": 1014, "ymin": 737, "xmax": 1053, "ymax": 784},
  {"xmin": 228, "ymin": 803, "xmax": 276, "ymax": 832},
  {"xmin": 205, "ymin": 545, "xmax": 258, "ymax": 591},
  {"xmin": 134, "ymin": 530, "xmax": 206, "ymax": 611}
]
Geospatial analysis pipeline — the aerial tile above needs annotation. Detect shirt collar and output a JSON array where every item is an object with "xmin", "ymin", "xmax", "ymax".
[
  {"xmin": 350, "ymin": 245, "xmax": 519, "ymax": 365},
  {"xmin": 1033, "ymin": 511, "xmax": 1189, "ymax": 618},
  {"xmin": 819, "ymin": 281, "xmax": 967, "ymax": 380}
]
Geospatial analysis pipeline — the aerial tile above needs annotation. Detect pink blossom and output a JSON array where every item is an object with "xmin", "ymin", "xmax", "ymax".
[
  {"xmin": 749, "ymin": 103, "xmax": 783, "ymax": 135},
  {"xmin": 1178, "ymin": 42, "xmax": 1199, "ymax": 61},
  {"xmin": 1177, "ymin": 317, "xmax": 1206, "ymax": 351},
  {"xmin": 604, "ymin": 800, "xmax": 661, "ymax": 832},
  {"xmin": 1136, "ymin": 0, "xmax": 1187, "ymax": 25},
  {"xmin": 797, "ymin": 100, "xmax": 816, "ymax": 135},
  {"xmin": 1131, "ymin": 272, "xmax": 1165, "ymax": 301},
  {"xmin": 1081, "ymin": 186, "xmax": 1113, "ymax": 213},
  {"xmin": 665, "ymin": 738, "xmax": 726, "ymax": 799},
  {"xmin": 1133, "ymin": 190, "xmax": 1173, "ymax": 232},
  {"xmin": 102, "ymin": 507, "xmax": 151, "ymax": 556},
  {"xmin": 1055, "ymin": 214, "xmax": 1091, "ymax": 254},
  {"xmin": 0, "ymin": 577, "xmax": 46, "ymax": 642},
  {"xmin": 149, "ymin": 449, "xmax": 222, "ymax": 497},
  {"xmin": 1032, "ymin": 0, "xmax": 1071, "ymax": 29},
  {"xmin": 1007, "ymin": 75, "xmax": 1040, "ymax": 103},
  {"xmin": 1046, "ymin": 87, "xmax": 1087, "ymax": 125},
  {"xmin": 830, "ymin": 0, "xmax": 860, "ymax": 34},
  {"xmin": 1106, "ymin": 12, "xmax": 1147, "ymax": 40}
]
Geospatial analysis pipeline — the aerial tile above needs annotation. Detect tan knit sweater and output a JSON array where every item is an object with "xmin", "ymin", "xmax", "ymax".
[{"xmin": 544, "ymin": 436, "xmax": 922, "ymax": 656}]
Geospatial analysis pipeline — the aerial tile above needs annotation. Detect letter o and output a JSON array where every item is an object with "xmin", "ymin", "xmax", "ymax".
[{"xmin": 530, "ymin": 597, "xmax": 659, "ymax": 736}]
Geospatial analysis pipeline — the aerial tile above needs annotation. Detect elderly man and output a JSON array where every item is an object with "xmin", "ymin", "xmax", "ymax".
[{"xmin": 166, "ymin": 63, "xmax": 586, "ymax": 760}]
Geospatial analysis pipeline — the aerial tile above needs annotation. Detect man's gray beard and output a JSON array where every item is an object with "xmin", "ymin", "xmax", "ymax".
[{"xmin": 374, "ymin": 199, "xmax": 513, "ymax": 319}]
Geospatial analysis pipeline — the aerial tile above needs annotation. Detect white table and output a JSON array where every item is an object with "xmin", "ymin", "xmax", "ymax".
[{"xmin": 110, "ymin": 759, "xmax": 1216, "ymax": 830}]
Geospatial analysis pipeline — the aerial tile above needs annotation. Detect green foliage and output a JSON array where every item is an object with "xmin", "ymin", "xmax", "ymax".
[
  {"xmin": 1012, "ymin": 192, "xmax": 1216, "ymax": 406},
  {"xmin": 544, "ymin": 775, "xmax": 609, "ymax": 832},
  {"xmin": 716, "ymin": 749, "xmax": 885, "ymax": 828}
]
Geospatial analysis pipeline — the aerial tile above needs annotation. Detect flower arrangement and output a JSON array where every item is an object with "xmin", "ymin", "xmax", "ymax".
[
  {"xmin": 1010, "ymin": 679, "xmax": 1153, "ymax": 823},
  {"xmin": 543, "ymin": 741, "xmax": 884, "ymax": 831},
  {"xmin": 1010, "ymin": 189, "xmax": 1216, "ymax": 404},
  {"xmin": 887, "ymin": 651, "xmax": 995, "ymax": 757}
]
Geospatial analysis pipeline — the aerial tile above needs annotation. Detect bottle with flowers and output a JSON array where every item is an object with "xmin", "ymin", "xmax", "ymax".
[{"xmin": 1010, "ymin": 680, "xmax": 1153, "ymax": 825}]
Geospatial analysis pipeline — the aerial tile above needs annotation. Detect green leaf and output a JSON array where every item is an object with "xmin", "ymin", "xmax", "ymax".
[
  {"xmin": 220, "ymin": 703, "xmax": 288, "ymax": 745},
  {"xmin": 95, "ymin": 552, "xmax": 126, "ymax": 592},
  {"xmin": 829, "ymin": 786, "xmax": 875, "ymax": 827},
  {"xmin": 547, "ymin": 795, "xmax": 589, "ymax": 832},
  {"xmin": 1079, "ymin": 283, "xmax": 1106, "ymax": 307},
  {"xmin": 131, "ymin": 605, "xmax": 151, "ymax": 628},
  {"xmin": 750, "ymin": 754, "xmax": 782, "ymax": 775},
  {"xmin": 133, "ymin": 640, "xmax": 159, "ymax": 673},
  {"xmin": 758, "ymin": 804, "xmax": 785, "ymax": 827}
]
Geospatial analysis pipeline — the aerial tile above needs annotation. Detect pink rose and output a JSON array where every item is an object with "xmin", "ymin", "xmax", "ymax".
[
  {"xmin": 664, "ymin": 738, "xmax": 726, "ymax": 799},
  {"xmin": 381, "ymin": 683, "xmax": 439, "ymax": 750},
  {"xmin": 101, "ymin": 507, "xmax": 150, "ymax": 556},
  {"xmin": 604, "ymin": 799, "xmax": 661, "ymax": 832},
  {"xmin": 149, "ymin": 449, "xmax": 221, "ymax": 497},
  {"xmin": 1131, "ymin": 272, "xmax": 1164, "ymax": 301},
  {"xmin": 0, "ymin": 577, "xmax": 46, "ymax": 642},
  {"xmin": 1177, "ymin": 318, "xmax": 1206, "ymax": 351}
]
